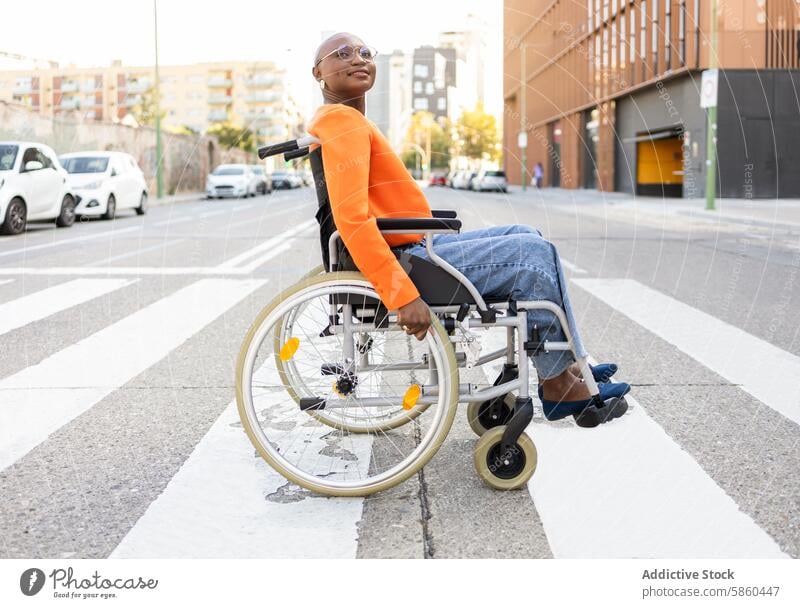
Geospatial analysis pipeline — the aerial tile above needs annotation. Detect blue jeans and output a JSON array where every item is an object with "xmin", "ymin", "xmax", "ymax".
[{"xmin": 392, "ymin": 224, "xmax": 587, "ymax": 379}]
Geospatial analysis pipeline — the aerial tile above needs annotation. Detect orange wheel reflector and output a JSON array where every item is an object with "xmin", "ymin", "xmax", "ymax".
[
  {"xmin": 279, "ymin": 337, "xmax": 300, "ymax": 361},
  {"xmin": 402, "ymin": 384, "xmax": 421, "ymax": 410}
]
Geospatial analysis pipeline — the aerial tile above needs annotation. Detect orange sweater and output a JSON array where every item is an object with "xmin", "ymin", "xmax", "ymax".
[{"xmin": 307, "ymin": 103, "xmax": 433, "ymax": 310}]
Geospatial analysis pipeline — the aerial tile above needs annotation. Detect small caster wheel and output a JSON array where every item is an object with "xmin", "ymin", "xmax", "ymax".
[
  {"xmin": 467, "ymin": 393, "xmax": 515, "ymax": 436},
  {"xmin": 474, "ymin": 427, "xmax": 537, "ymax": 490}
]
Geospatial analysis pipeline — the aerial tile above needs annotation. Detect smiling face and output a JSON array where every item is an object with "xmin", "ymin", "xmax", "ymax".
[{"xmin": 311, "ymin": 32, "xmax": 376, "ymax": 100}]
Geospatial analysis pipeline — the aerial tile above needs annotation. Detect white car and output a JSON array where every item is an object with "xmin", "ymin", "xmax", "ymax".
[
  {"xmin": 451, "ymin": 170, "xmax": 477, "ymax": 190},
  {"xmin": 0, "ymin": 141, "xmax": 76, "ymax": 235},
  {"xmin": 59, "ymin": 151, "xmax": 148, "ymax": 220},
  {"xmin": 472, "ymin": 170, "xmax": 509, "ymax": 193},
  {"xmin": 206, "ymin": 164, "xmax": 256, "ymax": 198}
]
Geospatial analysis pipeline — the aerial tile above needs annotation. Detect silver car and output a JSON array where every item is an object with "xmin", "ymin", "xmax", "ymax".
[{"xmin": 473, "ymin": 170, "xmax": 508, "ymax": 193}]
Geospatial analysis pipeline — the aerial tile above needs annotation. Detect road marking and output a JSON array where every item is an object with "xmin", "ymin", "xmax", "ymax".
[
  {"xmin": 86, "ymin": 239, "xmax": 187, "ymax": 266},
  {"xmin": 110, "ymin": 397, "xmax": 364, "ymax": 558},
  {"xmin": 0, "ymin": 266, "xmax": 249, "ymax": 276},
  {"xmin": 0, "ymin": 278, "xmax": 266, "ymax": 473},
  {"xmin": 0, "ymin": 278, "xmax": 137, "ymax": 336},
  {"xmin": 558, "ymin": 258, "xmax": 587, "ymax": 274},
  {"xmin": 0, "ymin": 226, "xmax": 141, "ymax": 258},
  {"xmin": 232, "ymin": 204, "xmax": 253, "ymax": 211},
  {"xmin": 199, "ymin": 210, "xmax": 226, "ymax": 219},
  {"xmin": 0, "ymin": 279, "xmax": 13, "ymax": 286},
  {"xmin": 478, "ymin": 329, "xmax": 786, "ymax": 558},
  {"xmin": 574, "ymin": 278, "xmax": 800, "ymax": 426},
  {"xmin": 215, "ymin": 219, "xmax": 317, "ymax": 270},
  {"xmin": 153, "ymin": 216, "xmax": 193, "ymax": 227}
]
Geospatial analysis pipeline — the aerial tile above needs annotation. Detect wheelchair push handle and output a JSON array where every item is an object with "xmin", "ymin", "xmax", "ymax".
[{"xmin": 258, "ymin": 135, "xmax": 320, "ymax": 159}]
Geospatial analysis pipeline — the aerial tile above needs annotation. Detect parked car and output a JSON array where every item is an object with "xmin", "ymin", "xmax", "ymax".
[
  {"xmin": 0, "ymin": 141, "xmax": 76, "ymax": 235},
  {"xmin": 299, "ymin": 170, "xmax": 313, "ymax": 187},
  {"xmin": 446, "ymin": 170, "xmax": 457, "ymax": 187},
  {"xmin": 429, "ymin": 172, "xmax": 447, "ymax": 187},
  {"xmin": 206, "ymin": 164, "xmax": 256, "ymax": 198},
  {"xmin": 472, "ymin": 170, "xmax": 509, "ymax": 193},
  {"xmin": 59, "ymin": 151, "xmax": 148, "ymax": 220},
  {"xmin": 249, "ymin": 165, "xmax": 272, "ymax": 195},
  {"xmin": 466, "ymin": 172, "xmax": 479, "ymax": 190},
  {"xmin": 451, "ymin": 170, "xmax": 477, "ymax": 190},
  {"xmin": 271, "ymin": 171, "xmax": 300, "ymax": 189}
]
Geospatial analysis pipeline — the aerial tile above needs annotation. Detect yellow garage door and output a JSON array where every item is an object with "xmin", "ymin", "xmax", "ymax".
[{"xmin": 637, "ymin": 137, "xmax": 684, "ymax": 186}]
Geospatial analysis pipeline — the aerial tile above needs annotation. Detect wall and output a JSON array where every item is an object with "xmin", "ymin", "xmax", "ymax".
[{"xmin": 0, "ymin": 101, "xmax": 253, "ymax": 194}]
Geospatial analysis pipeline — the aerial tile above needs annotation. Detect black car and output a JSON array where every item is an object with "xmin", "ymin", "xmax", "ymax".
[{"xmin": 270, "ymin": 171, "xmax": 295, "ymax": 189}]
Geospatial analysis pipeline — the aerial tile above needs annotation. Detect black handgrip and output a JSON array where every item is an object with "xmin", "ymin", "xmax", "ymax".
[
  {"xmin": 284, "ymin": 147, "xmax": 309, "ymax": 161},
  {"xmin": 430, "ymin": 209, "xmax": 457, "ymax": 218},
  {"xmin": 376, "ymin": 217, "xmax": 461, "ymax": 231},
  {"xmin": 258, "ymin": 140, "xmax": 298, "ymax": 159}
]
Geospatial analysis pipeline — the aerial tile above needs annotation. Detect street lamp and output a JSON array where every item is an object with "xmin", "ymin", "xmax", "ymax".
[{"xmin": 153, "ymin": 0, "xmax": 164, "ymax": 199}]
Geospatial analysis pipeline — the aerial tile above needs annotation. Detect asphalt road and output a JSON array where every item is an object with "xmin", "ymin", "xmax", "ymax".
[{"xmin": 0, "ymin": 185, "xmax": 797, "ymax": 559}]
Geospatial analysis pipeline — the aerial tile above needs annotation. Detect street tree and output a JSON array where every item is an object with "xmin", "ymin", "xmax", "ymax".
[
  {"xmin": 401, "ymin": 111, "xmax": 452, "ymax": 172},
  {"xmin": 455, "ymin": 101, "xmax": 499, "ymax": 164},
  {"xmin": 130, "ymin": 87, "xmax": 165, "ymax": 128},
  {"xmin": 207, "ymin": 122, "xmax": 255, "ymax": 153}
]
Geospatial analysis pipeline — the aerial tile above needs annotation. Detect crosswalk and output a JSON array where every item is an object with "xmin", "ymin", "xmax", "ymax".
[{"xmin": 0, "ymin": 265, "xmax": 797, "ymax": 559}]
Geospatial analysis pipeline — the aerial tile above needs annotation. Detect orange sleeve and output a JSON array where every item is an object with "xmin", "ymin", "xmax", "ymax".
[{"xmin": 308, "ymin": 105, "xmax": 420, "ymax": 310}]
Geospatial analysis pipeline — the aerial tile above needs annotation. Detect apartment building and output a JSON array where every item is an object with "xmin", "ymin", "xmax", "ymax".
[
  {"xmin": 0, "ymin": 60, "xmax": 303, "ymax": 142},
  {"xmin": 504, "ymin": 0, "xmax": 800, "ymax": 198}
]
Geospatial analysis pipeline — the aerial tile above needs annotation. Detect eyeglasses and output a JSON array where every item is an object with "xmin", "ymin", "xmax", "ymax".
[{"xmin": 315, "ymin": 45, "xmax": 378, "ymax": 67}]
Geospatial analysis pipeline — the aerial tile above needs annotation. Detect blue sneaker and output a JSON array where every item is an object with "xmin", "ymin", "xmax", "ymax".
[{"xmin": 539, "ymin": 381, "xmax": 631, "ymax": 422}]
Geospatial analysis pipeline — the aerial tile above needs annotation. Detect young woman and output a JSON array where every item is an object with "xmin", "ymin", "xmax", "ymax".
[{"xmin": 308, "ymin": 32, "xmax": 630, "ymax": 422}]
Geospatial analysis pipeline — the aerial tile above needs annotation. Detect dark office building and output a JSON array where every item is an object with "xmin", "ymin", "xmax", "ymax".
[{"xmin": 411, "ymin": 46, "xmax": 456, "ymax": 125}]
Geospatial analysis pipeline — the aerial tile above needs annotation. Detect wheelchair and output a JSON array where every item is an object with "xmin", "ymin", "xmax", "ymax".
[{"xmin": 234, "ymin": 135, "xmax": 627, "ymax": 497}]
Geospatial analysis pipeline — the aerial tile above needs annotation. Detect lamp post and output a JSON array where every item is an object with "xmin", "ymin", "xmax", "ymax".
[
  {"xmin": 704, "ymin": 0, "xmax": 718, "ymax": 210},
  {"xmin": 153, "ymin": 0, "xmax": 164, "ymax": 199}
]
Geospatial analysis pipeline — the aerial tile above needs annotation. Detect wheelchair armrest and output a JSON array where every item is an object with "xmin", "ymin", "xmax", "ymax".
[
  {"xmin": 430, "ymin": 209, "xmax": 457, "ymax": 219},
  {"xmin": 376, "ymin": 217, "xmax": 461, "ymax": 232}
]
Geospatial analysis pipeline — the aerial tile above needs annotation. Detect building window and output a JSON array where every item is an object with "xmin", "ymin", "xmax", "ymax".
[
  {"xmin": 679, "ymin": 0, "xmax": 686, "ymax": 66},
  {"xmin": 413, "ymin": 80, "xmax": 422, "ymax": 93},
  {"xmin": 641, "ymin": 0, "xmax": 647, "ymax": 78},
  {"xmin": 630, "ymin": 4, "xmax": 636, "ymax": 65},
  {"xmin": 425, "ymin": 81, "xmax": 434, "ymax": 95},
  {"xmin": 413, "ymin": 98, "xmax": 429, "ymax": 110},
  {"xmin": 413, "ymin": 63, "xmax": 428, "ymax": 78},
  {"xmin": 620, "ymin": 14, "xmax": 625, "ymax": 70},
  {"xmin": 437, "ymin": 97, "xmax": 446, "ymax": 111},
  {"xmin": 652, "ymin": 0, "xmax": 659, "ymax": 74},
  {"xmin": 665, "ymin": 0, "xmax": 672, "ymax": 71}
]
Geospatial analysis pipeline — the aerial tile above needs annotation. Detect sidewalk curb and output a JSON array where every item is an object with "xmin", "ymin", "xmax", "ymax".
[{"xmin": 149, "ymin": 192, "xmax": 204, "ymax": 208}]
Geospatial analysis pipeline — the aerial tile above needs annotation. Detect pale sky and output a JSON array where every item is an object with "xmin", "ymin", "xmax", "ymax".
[{"xmin": 1, "ymin": 0, "xmax": 503, "ymax": 117}]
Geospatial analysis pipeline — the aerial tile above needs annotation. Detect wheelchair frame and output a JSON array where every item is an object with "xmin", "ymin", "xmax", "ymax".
[{"xmin": 244, "ymin": 132, "xmax": 618, "ymax": 493}]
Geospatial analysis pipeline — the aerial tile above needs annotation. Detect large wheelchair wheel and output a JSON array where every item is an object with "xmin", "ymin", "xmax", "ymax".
[
  {"xmin": 273, "ymin": 273, "xmax": 432, "ymax": 433},
  {"xmin": 235, "ymin": 271, "xmax": 460, "ymax": 497}
]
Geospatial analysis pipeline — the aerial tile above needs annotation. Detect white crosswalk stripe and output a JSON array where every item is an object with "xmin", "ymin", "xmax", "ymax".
[
  {"xmin": 0, "ymin": 279, "xmax": 14, "ymax": 286},
  {"xmin": 573, "ymin": 278, "xmax": 800, "ymax": 427},
  {"xmin": 0, "ymin": 278, "xmax": 266, "ymax": 473},
  {"xmin": 0, "ymin": 278, "xmax": 137, "ymax": 336}
]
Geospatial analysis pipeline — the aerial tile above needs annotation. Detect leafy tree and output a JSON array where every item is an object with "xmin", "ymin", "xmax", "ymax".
[
  {"xmin": 207, "ymin": 122, "xmax": 255, "ymax": 153},
  {"xmin": 401, "ymin": 111, "xmax": 452, "ymax": 171},
  {"xmin": 130, "ymin": 87, "xmax": 165, "ymax": 127},
  {"xmin": 455, "ymin": 101, "xmax": 499, "ymax": 163}
]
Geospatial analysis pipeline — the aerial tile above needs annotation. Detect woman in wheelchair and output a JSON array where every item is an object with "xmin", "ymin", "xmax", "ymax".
[
  {"xmin": 308, "ymin": 32, "xmax": 631, "ymax": 421},
  {"xmin": 232, "ymin": 33, "xmax": 632, "ymax": 498}
]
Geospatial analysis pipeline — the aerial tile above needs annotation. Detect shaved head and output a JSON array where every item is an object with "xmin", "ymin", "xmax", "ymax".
[{"xmin": 313, "ymin": 31, "xmax": 364, "ymax": 65}]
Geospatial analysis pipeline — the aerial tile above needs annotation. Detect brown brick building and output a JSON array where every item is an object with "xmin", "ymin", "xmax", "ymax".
[{"xmin": 503, "ymin": 1, "xmax": 800, "ymax": 198}]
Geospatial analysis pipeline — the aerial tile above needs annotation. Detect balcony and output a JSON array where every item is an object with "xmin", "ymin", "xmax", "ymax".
[
  {"xmin": 245, "ymin": 92, "xmax": 279, "ymax": 103},
  {"xmin": 208, "ymin": 77, "xmax": 233, "ymax": 88},
  {"xmin": 208, "ymin": 110, "xmax": 229, "ymax": 122},
  {"xmin": 12, "ymin": 85, "xmax": 33, "ymax": 95},
  {"xmin": 245, "ymin": 76, "xmax": 277, "ymax": 88},
  {"xmin": 81, "ymin": 82, "xmax": 101, "ymax": 93},
  {"xmin": 60, "ymin": 81, "xmax": 79, "ymax": 93},
  {"xmin": 125, "ymin": 80, "xmax": 152, "ymax": 93},
  {"xmin": 208, "ymin": 94, "xmax": 233, "ymax": 105},
  {"xmin": 59, "ymin": 98, "xmax": 80, "ymax": 110},
  {"xmin": 244, "ymin": 109, "xmax": 275, "ymax": 121},
  {"xmin": 123, "ymin": 95, "xmax": 143, "ymax": 107}
]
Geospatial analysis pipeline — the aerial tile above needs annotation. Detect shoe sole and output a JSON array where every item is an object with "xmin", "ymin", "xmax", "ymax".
[{"xmin": 572, "ymin": 396, "xmax": 629, "ymax": 428}]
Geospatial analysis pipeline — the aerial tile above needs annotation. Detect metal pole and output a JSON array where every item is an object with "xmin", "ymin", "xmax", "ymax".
[
  {"xmin": 425, "ymin": 121, "xmax": 431, "ymax": 181},
  {"xmin": 520, "ymin": 42, "xmax": 527, "ymax": 191},
  {"xmin": 704, "ymin": 0, "xmax": 717, "ymax": 210},
  {"xmin": 154, "ymin": 0, "xmax": 164, "ymax": 199}
]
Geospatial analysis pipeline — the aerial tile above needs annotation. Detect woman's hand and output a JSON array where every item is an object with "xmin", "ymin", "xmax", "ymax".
[{"xmin": 396, "ymin": 297, "xmax": 431, "ymax": 341}]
